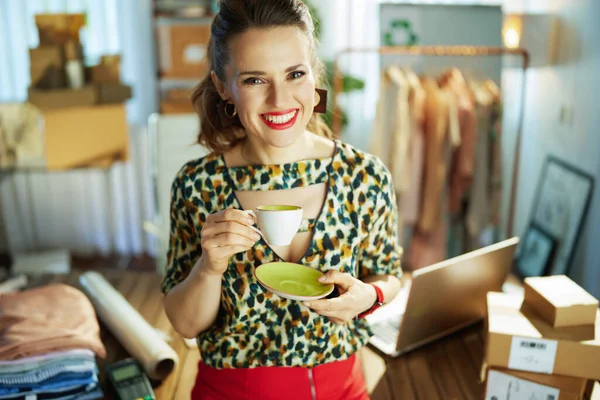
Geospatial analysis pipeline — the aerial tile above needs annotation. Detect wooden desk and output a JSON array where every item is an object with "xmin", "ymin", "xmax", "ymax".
[{"xmin": 25, "ymin": 269, "xmax": 499, "ymax": 400}]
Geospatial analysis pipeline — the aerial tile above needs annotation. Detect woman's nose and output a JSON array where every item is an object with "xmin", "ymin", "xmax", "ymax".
[{"xmin": 267, "ymin": 82, "xmax": 292, "ymax": 108}]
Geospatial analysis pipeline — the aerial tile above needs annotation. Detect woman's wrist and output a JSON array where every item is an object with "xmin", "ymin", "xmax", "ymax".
[
  {"xmin": 362, "ymin": 283, "xmax": 378, "ymax": 312},
  {"xmin": 192, "ymin": 256, "xmax": 225, "ymax": 282}
]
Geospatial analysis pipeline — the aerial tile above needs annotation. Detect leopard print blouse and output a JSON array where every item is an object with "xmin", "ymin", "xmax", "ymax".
[{"xmin": 161, "ymin": 140, "xmax": 402, "ymax": 369}]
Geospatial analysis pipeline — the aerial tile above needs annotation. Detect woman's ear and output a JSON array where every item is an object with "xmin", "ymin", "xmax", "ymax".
[{"xmin": 211, "ymin": 70, "xmax": 226, "ymax": 100}]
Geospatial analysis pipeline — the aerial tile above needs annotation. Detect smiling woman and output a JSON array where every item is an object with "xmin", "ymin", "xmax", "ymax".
[{"xmin": 161, "ymin": 1, "xmax": 404, "ymax": 399}]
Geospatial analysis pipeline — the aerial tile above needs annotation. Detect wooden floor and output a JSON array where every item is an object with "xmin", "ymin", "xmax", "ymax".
[{"xmin": 24, "ymin": 269, "xmax": 489, "ymax": 400}]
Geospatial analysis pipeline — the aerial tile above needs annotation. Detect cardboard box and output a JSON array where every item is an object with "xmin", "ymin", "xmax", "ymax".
[
  {"xmin": 485, "ymin": 292, "xmax": 600, "ymax": 381},
  {"xmin": 160, "ymin": 101, "xmax": 195, "ymax": 114},
  {"xmin": 157, "ymin": 23, "xmax": 210, "ymax": 78},
  {"xmin": 524, "ymin": 276, "xmax": 598, "ymax": 328},
  {"xmin": 483, "ymin": 366, "xmax": 588, "ymax": 399},
  {"xmin": 35, "ymin": 13, "xmax": 85, "ymax": 46},
  {"xmin": 484, "ymin": 368, "xmax": 585, "ymax": 400},
  {"xmin": 96, "ymin": 83, "xmax": 132, "ymax": 104},
  {"xmin": 29, "ymin": 46, "xmax": 66, "ymax": 89},
  {"xmin": 28, "ymin": 86, "xmax": 96, "ymax": 110},
  {"xmin": 41, "ymin": 104, "xmax": 129, "ymax": 170}
]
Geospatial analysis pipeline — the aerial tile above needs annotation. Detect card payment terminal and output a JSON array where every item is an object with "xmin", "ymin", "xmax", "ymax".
[{"xmin": 105, "ymin": 358, "xmax": 155, "ymax": 400}]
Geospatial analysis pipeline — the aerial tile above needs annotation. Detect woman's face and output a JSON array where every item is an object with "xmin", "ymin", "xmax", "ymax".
[{"xmin": 216, "ymin": 26, "xmax": 317, "ymax": 149}]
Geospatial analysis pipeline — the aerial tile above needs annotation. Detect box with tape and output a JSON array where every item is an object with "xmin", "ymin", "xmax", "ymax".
[
  {"xmin": 485, "ymin": 292, "xmax": 600, "ymax": 381},
  {"xmin": 524, "ymin": 275, "xmax": 598, "ymax": 328}
]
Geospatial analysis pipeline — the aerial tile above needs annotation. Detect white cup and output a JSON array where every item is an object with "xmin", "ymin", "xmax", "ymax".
[{"xmin": 244, "ymin": 205, "xmax": 303, "ymax": 246}]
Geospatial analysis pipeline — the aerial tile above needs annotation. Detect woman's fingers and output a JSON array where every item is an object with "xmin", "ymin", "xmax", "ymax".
[
  {"xmin": 207, "ymin": 209, "xmax": 255, "ymax": 226},
  {"xmin": 208, "ymin": 245, "xmax": 252, "ymax": 259},
  {"xmin": 202, "ymin": 220, "xmax": 260, "ymax": 242},
  {"xmin": 202, "ymin": 231, "xmax": 258, "ymax": 249}
]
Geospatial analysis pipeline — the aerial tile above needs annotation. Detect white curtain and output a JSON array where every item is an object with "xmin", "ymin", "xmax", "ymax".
[{"xmin": 0, "ymin": 0, "xmax": 158, "ymax": 256}]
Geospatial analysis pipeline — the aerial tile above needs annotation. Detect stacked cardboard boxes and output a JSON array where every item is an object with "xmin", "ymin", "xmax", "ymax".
[
  {"xmin": 482, "ymin": 275, "xmax": 599, "ymax": 399},
  {"xmin": 25, "ymin": 13, "xmax": 131, "ymax": 170},
  {"xmin": 28, "ymin": 13, "xmax": 132, "ymax": 110}
]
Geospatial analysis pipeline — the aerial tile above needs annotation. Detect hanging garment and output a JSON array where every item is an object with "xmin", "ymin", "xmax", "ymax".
[
  {"xmin": 0, "ymin": 103, "xmax": 45, "ymax": 168},
  {"xmin": 409, "ymin": 78, "xmax": 452, "ymax": 270},
  {"xmin": 440, "ymin": 69, "xmax": 478, "ymax": 216},
  {"xmin": 417, "ymin": 77, "xmax": 449, "ymax": 234},
  {"xmin": 401, "ymin": 68, "xmax": 426, "ymax": 226},
  {"xmin": 466, "ymin": 79, "xmax": 495, "ymax": 249},
  {"xmin": 484, "ymin": 79, "xmax": 503, "ymax": 228},
  {"xmin": 370, "ymin": 66, "xmax": 412, "ymax": 244}
]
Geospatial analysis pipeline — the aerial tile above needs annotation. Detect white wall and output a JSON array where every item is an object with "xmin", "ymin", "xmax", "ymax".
[{"xmin": 502, "ymin": 0, "xmax": 600, "ymax": 296}]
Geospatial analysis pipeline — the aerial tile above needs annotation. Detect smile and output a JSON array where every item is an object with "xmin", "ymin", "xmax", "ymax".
[{"xmin": 260, "ymin": 109, "xmax": 299, "ymax": 130}]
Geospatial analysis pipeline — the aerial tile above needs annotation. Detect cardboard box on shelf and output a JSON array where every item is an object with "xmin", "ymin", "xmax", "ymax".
[
  {"xmin": 157, "ymin": 23, "xmax": 210, "ymax": 78},
  {"xmin": 484, "ymin": 368, "xmax": 585, "ymax": 400},
  {"xmin": 41, "ymin": 104, "xmax": 129, "ymax": 170},
  {"xmin": 90, "ymin": 55, "xmax": 121, "ymax": 84},
  {"xmin": 160, "ymin": 101, "xmax": 195, "ymax": 114},
  {"xmin": 96, "ymin": 83, "xmax": 132, "ymax": 104},
  {"xmin": 482, "ymin": 366, "xmax": 588, "ymax": 399},
  {"xmin": 35, "ymin": 13, "xmax": 85, "ymax": 46},
  {"xmin": 28, "ymin": 86, "xmax": 96, "ymax": 110},
  {"xmin": 29, "ymin": 46, "xmax": 66, "ymax": 89},
  {"xmin": 485, "ymin": 292, "xmax": 600, "ymax": 381},
  {"xmin": 524, "ymin": 275, "xmax": 598, "ymax": 328}
]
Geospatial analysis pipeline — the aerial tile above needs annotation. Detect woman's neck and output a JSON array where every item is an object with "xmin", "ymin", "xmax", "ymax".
[{"xmin": 241, "ymin": 132, "xmax": 317, "ymax": 165}]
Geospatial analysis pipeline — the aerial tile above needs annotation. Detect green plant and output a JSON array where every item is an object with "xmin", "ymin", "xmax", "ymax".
[{"xmin": 305, "ymin": 0, "xmax": 365, "ymax": 131}]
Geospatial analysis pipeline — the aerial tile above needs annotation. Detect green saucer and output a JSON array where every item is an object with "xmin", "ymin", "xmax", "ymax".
[{"xmin": 254, "ymin": 262, "xmax": 334, "ymax": 301}]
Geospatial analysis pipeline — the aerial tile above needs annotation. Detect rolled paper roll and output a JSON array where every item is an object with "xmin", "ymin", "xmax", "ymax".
[{"xmin": 79, "ymin": 271, "xmax": 178, "ymax": 381}]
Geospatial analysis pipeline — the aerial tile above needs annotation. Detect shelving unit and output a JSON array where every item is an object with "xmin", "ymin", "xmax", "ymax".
[{"xmin": 152, "ymin": 0, "xmax": 216, "ymax": 114}]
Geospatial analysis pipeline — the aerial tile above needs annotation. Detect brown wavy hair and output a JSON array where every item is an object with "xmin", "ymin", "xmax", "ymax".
[{"xmin": 191, "ymin": 0, "xmax": 332, "ymax": 154}]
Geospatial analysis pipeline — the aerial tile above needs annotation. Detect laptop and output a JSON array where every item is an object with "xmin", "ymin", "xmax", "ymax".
[{"xmin": 366, "ymin": 237, "xmax": 519, "ymax": 357}]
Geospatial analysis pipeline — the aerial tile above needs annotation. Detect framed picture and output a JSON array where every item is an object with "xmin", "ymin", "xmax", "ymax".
[
  {"xmin": 515, "ymin": 224, "xmax": 558, "ymax": 278},
  {"xmin": 528, "ymin": 156, "xmax": 595, "ymax": 276}
]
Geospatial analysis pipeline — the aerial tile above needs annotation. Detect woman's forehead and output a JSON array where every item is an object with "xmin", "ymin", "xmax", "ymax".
[{"xmin": 227, "ymin": 26, "xmax": 312, "ymax": 75}]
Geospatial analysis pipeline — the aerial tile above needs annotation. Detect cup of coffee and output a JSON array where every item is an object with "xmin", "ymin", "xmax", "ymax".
[{"xmin": 244, "ymin": 205, "xmax": 303, "ymax": 246}]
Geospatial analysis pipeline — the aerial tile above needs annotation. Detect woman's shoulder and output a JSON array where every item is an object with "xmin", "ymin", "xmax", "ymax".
[
  {"xmin": 334, "ymin": 140, "xmax": 392, "ymax": 183},
  {"xmin": 173, "ymin": 152, "xmax": 225, "ymax": 185}
]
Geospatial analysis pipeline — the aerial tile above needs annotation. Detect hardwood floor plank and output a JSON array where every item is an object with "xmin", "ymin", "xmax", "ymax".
[
  {"xmin": 442, "ymin": 334, "xmax": 484, "ymax": 400},
  {"xmin": 426, "ymin": 341, "xmax": 465, "ymax": 400},
  {"xmin": 386, "ymin": 355, "xmax": 418, "ymax": 400},
  {"xmin": 461, "ymin": 325, "xmax": 485, "ymax": 380},
  {"xmin": 406, "ymin": 346, "xmax": 442, "ymax": 400}
]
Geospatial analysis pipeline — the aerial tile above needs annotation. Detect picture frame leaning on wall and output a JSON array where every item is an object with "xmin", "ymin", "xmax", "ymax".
[{"xmin": 527, "ymin": 156, "xmax": 595, "ymax": 277}]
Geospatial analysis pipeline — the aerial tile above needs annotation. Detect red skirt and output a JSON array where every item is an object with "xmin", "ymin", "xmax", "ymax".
[{"xmin": 191, "ymin": 354, "xmax": 370, "ymax": 400}]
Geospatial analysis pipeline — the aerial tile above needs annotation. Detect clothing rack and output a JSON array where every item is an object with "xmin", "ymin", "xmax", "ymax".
[{"xmin": 331, "ymin": 45, "xmax": 529, "ymax": 239}]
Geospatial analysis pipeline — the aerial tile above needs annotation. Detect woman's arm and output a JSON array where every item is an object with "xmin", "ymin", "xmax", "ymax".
[
  {"xmin": 162, "ymin": 208, "xmax": 259, "ymax": 338},
  {"xmin": 163, "ymin": 256, "xmax": 222, "ymax": 339},
  {"xmin": 362, "ymin": 273, "xmax": 402, "ymax": 305}
]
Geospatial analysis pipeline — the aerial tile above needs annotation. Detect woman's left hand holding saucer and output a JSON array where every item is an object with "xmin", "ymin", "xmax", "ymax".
[{"xmin": 303, "ymin": 270, "xmax": 377, "ymax": 325}]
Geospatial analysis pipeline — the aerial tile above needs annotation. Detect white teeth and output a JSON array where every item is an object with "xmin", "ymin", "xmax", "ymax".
[{"xmin": 263, "ymin": 110, "xmax": 296, "ymax": 124}]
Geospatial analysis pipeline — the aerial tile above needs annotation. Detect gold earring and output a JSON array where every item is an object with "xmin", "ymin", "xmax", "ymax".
[{"xmin": 224, "ymin": 101, "xmax": 237, "ymax": 118}]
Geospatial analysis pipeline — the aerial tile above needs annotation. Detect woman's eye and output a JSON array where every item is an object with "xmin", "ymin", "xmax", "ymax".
[
  {"xmin": 244, "ymin": 77, "xmax": 263, "ymax": 85},
  {"xmin": 289, "ymin": 71, "xmax": 305, "ymax": 80}
]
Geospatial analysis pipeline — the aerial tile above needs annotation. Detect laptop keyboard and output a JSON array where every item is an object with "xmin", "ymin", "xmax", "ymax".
[{"xmin": 371, "ymin": 316, "xmax": 403, "ymax": 345}]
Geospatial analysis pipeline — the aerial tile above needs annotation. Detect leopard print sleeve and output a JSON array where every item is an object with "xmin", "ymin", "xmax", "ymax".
[
  {"xmin": 357, "ymin": 164, "xmax": 403, "ymax": 280},
  {"xmin": 161, "ymin": 167, "xmax": 203, "ymax": 294}
]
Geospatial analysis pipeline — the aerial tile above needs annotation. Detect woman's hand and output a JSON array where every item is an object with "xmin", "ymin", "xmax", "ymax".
[
  {"xmin": 199, "ymin": 209, "xmax": 260, "ymax": 276},
  {"xmin": 303, "ymin": 270, "xmax": 378, "ymax": 325}
]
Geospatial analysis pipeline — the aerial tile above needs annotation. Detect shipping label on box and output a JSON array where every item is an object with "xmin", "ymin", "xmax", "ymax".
[{"xmin": 484, "ymin": 370, "xmax": 577, "ymax": 400}]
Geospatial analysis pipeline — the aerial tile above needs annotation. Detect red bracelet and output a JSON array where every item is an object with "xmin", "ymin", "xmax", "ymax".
[{"xmin": 357, "ymin": 284, "xmax": 384, "ymax": 319}]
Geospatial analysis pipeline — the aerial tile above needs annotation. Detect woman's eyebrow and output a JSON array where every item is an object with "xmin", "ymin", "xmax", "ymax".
[{"xmin": 238, "ymin": 63, "xmax": 306, "ymax": 77}]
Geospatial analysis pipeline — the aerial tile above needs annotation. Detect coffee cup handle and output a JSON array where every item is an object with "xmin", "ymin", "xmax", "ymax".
[{"xmin": 243, "ymin": 210, "xmax": 268, "ymax": 245}]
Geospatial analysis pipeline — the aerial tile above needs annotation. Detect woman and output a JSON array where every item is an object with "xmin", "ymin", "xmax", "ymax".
[{"xmin": 161, "ymin": 0, "xmax": 403, "ymax": 398}]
